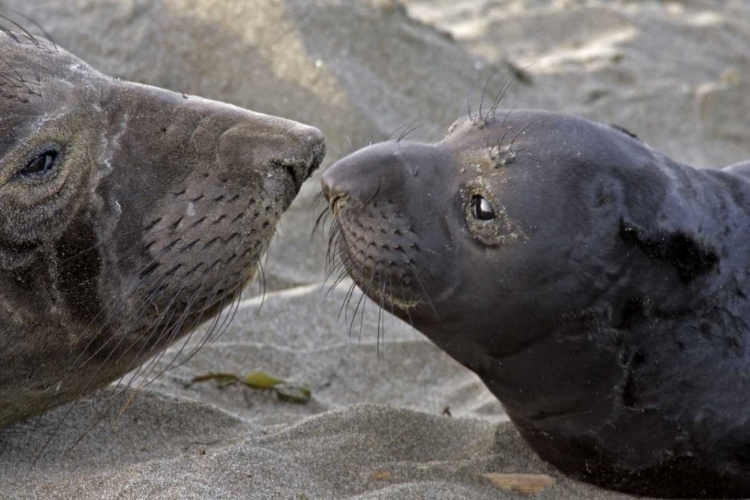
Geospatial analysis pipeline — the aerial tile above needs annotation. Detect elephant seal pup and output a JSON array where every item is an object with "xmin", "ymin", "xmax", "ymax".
[
  {"xmin": 322, "ymin": 109, "xmax": 750, "ymax": 498},
  {"xmin": 0, "ymin": 33, "xmax": 324, "ymax": 428}
]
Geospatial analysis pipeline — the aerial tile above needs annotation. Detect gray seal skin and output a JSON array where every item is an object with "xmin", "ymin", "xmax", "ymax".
[
  {"xmin": 0, "ymin": 34, "xmax": 324, "ymax": 428},
  {"xmin": 321, "ymin": 109, "xmax": 750, "ymax": 498}
]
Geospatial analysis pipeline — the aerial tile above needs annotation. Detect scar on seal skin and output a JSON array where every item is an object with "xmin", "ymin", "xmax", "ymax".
[
  {"xmin": 0, "ymin": 32, "xmax": 324, "ymax": 428},
  {"xmin": 322, "ymin": 108, "xmax": 750, "ymax": 498}
]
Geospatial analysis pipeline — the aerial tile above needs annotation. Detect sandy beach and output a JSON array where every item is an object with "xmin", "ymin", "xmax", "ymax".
[{"xmin": 1, "ymin": 0, "xmax": 749, "ymax": 498}]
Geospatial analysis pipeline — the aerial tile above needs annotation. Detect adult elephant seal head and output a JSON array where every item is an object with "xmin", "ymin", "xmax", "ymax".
[
  {"xmin": 323, "ymin": 109, "xmax": 750, "ymax": 498},
  {"xmin": 0, "ymin": 34, "xmax": 324, "ymax": 427}
]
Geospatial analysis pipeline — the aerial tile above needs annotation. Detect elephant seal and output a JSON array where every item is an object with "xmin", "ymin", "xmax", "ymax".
[
  {"xmin": 321, "ymin": 109, "xmax": 750, "ymax": 498},
  {"xmin": 0, "ymin": 32, "xmax": 324, "ymax": 428}
]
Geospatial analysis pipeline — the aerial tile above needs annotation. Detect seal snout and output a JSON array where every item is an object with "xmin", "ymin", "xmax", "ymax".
[
  {"xmin": 321, "ymin": 142, "xmax": 458, "ymax": 312},
  {"xmin": 320, "ymin": 156, "xmax": 360, "ymax": 209},
  {"xmin": 267, "ymin": 123, "xmax": 325, "ymax": 192},
  {"xmin": 218, "ymin": 120, "xmax": 325, "ymax": 193},
  {"xmin": 321, "ymin": 142, "xmax": 411, "ymax": 211},
  {"xmin": 282, "ymin": 124, "xmax": 326, "ymax": 190},
  {"xmin": 320, "ymin": 170, "xmax": 345, "ymax": 213}
]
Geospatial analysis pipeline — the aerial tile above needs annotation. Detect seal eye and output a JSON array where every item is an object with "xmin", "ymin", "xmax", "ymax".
[
  {"xmin": 471, "ymin": 195, "xmax": 496, "ymax": 221},
  {"xmin": 21, "ymin": 150, "xmax": 58, "ymax": 178}
]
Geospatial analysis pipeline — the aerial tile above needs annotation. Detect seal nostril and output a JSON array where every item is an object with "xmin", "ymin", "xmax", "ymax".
[
  {"xmin": 269, "ymin": 159, "xmax": 306, "ymax": 191},
  {"xmin": 285, "ymin": 164, "xmax": 300, "ymax": 191},
  {"xmin": 308, "ymin": 140, "xmax": 326, "ymax": 177}
]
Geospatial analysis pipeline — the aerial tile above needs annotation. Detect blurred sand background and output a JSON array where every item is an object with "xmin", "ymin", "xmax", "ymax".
[{"xmin": 0, "ymin": 0, "xmax": 749, "ymax": 498}]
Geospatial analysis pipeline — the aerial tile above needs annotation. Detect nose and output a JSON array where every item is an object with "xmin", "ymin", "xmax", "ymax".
[
  {"xmin": 269, "ymin": 123, "xmax": 326, "ymax": 190},
  {"xmin": 321, "ymin": 153, "xmax": 368, "ymax": 207},
  {"xmin": 286, "ymin": 124, "xmax": 326, "ymax": 183},
  {"xmin": 321, "ymin": 141, "xmax": 410, "ymax": 207},
  {"xmin": 218, "ymin": 117, "xmax": 326, "ymax": 190}
]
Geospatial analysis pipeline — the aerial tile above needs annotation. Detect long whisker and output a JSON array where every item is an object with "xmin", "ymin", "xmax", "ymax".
[
  {"xmin": 0, "ymin": 14, "xmax": 40, "ymax": 47},
  {"xmin": 396, "ymin": 118, "xmax": 424, "ymax": 142},
  {"xmin": 4, "ymin": 8, "xmax": 57, "ymax": 50},
  {"xmin": 377, "ymin": 274, "xmax": 386, "ymax": 358},
  {"xmin": 32, "ymin": 257, "xmax": 187, "ymax": 465},
  {"xmin": 467, "ymin": 86, "xmax": 475, "ymax": 123},
  {"xmin": 156, "ymin": 259, "xmax": 246, "ymax": 370},
  {"xmin": 478, "ymin": 67, "xmax": 505, "ymax": 124},
  {"xmin": 488, "ymin": 74, "xmax": 517, "ymax": 123},
  {"xmin": 410, "ymin": 268, "xmax": 445, "ymax": 331}
]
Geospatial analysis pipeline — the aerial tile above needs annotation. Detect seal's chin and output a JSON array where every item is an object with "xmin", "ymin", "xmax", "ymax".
[{"xmin": 366, "ymin": 281, "xmax": 422, "ymax": 311}]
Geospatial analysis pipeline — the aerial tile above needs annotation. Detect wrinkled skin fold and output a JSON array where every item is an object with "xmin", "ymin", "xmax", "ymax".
[
  {"xmin": 323, "ymin": 109, "xmax": 750, "ymax": 498},
  {"xmin": 0, "ymin": 35, "xmax": 324, "ymax": 427}
]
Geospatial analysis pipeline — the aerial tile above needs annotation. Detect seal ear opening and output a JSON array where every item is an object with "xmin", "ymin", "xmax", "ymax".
[{"xmin": 619, "ymin": 218, "xmax": 719, "ymax": 283}]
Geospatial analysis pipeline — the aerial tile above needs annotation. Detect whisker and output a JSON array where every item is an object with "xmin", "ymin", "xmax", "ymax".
[
  {"xmin": 5, "ymin": 8, "xmax": 57, "ymax": 50},
  {"xmin": 0, "ymin": 54, "xmax": 32, "ymax": 94},
  {"xmin": 157, "ymin": 262, "xmax": 245, "ymax": 370},
  {"xmin": 509, "ymin": 116, "xmax": 550, "ymax": 154},
  {"xmin": 349, "ymin": 285, "xmax": 370, "ymax": 341},
  {"xmin": 410, "ymin": 268, "xmax": 445, "ymax": 331},
  {"xmin": 0, "ymin": 23, "xmax": 21, "ymax": 43},
  {"xmin": 377, "ymin": 274, "xmax": 386, "ymax": 358},
  {"xmin": 32, "ymin": 268, "xmax": 182, "ymax": 464},
  {"xmin": 478, "ymin": 67, "xmax": 504, "ymax": 124},
  {"xmin": 395, "ymin": 117, "xmax": 423, "ymax": 142},
  {"xmin": 0, "ymin": 14, "xmax": 40, "ymax": 47},
  {"xmin": 125, "ymin": 280, "xmax": 209, "ymax": 387}
]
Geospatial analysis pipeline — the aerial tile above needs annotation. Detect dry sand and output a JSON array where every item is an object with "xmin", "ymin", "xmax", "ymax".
[{"xmin": 1, "ymin": 0, "xmax": 749, "ymax": 498}]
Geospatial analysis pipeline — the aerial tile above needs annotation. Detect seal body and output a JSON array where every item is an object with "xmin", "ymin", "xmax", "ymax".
[
  {"xmin": 0, "ymin": 34, "xmax": 324, "ymax": 427},
  {"xmin": 322, "ymin": 109, "xmax": 750, "ymax": 498}
]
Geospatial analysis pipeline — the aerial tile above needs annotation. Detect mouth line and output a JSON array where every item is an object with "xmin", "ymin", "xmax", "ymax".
[
  {"xmin": 330, "ymin": 195, "xmax": 347, "ymax": 214},
  {"xmin": 369, "ymin": 284, "xmax": 421, "ymax": 311}
]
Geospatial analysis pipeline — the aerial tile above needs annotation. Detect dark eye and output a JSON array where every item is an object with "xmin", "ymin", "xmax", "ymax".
[
  {"xmin": 21, "ymin": 150, "xmax": 58, "ymax": 178},
  {"xmin": 471, "ymin": 195, "xmax": 495, "ymax": 221}
]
